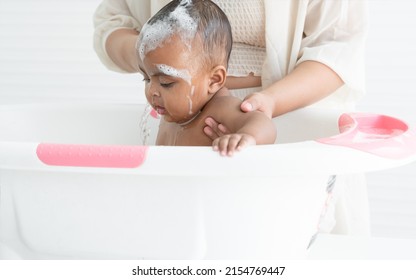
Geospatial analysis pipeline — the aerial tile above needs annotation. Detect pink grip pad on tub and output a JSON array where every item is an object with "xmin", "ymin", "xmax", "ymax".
[
  {"xmin": 318, "ymin": 113, "xmax": 416, "ymax": 159},
  {"xmin": 37, "ymin": 143, "xmax": 148, "ymax": 168}
]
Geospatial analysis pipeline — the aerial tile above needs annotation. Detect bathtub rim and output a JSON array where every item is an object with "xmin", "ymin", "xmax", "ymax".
[
  {"xmin": 0, "ymin": 140, "xmax": 414, "ymax": 176},
  {"xmin": 0, "ymin": 102, "xmax": 415, "ymax": 176}
]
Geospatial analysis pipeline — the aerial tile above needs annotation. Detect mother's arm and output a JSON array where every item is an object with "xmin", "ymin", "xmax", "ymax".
[
  {"xmin": 93, "ymin": 0, "xmax": 150, "ymax": 73},
  {"xmin": 241, "ymin": 60, "xmax": 344, "ymax": 118},
  {"xmin": 204, "ymin": 60, "xmax": 343, "ymax": 140},
  {"xmin": 105, "ymin": 29, "xmax": 140, "ymax": 72}
]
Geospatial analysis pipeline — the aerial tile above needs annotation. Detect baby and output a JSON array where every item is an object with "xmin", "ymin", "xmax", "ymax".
[{"xmin": 137, "ymin": 0, "xmax": 276, "ymax": 156}]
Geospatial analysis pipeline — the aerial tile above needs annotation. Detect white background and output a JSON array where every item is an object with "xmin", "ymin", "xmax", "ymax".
[
  {"xmin": 0, "ymin": 0, "xmax": 415, "ymax": 240},
  {"xmin": 357, "ymin": 0, "xmax": 416, "ymax": 240}
]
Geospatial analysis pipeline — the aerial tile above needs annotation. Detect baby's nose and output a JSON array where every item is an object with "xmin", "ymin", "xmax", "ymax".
[{"xmin": 149, "ymin": 84, "xmax": 161, "ymax": 97}]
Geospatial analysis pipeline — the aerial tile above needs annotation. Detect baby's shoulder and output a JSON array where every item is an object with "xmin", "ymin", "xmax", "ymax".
[
  {"xmin": 205, "ymin": 94, "xmax": 241, "ymax": 111},
  {"xmin": 201, "ymin": 94, "xmax": 243, "ymax": 123}
]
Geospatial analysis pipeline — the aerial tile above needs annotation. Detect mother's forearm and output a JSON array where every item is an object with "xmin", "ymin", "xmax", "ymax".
[
  {"xmin": 105, "ymin": 28, "xmax": 140, "ymax": 73},
  {"xmin": 225, "ymin": 75, "xmax": 262, "ymax": 90},
  {"xmin": 265, "ymin": 60, "xmax": 344, "ymax": 117}
]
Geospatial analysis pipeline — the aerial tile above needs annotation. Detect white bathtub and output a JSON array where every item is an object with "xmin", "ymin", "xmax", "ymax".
[{"xmin": 0, "ymin": 102, "xmax": 415, "ymax": 259}]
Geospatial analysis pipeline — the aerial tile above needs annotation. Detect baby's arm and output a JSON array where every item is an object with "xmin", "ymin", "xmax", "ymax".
[{"xmin": 207, "ymin": 96, "xmax": 277, "ymax": 156}]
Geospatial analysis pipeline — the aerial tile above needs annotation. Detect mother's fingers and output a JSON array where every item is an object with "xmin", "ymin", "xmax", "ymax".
[
  {"xmin": 241, "ymin": 92, "xmax": 273, "ymax": 118},
  {"xmin": 204, "ymin": 117, "xmax": 230, "ymax": 140}
]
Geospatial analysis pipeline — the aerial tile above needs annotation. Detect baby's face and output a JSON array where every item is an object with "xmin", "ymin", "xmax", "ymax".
[{"xmin": 139, "ymin": 35, "xmax": 212, "ymax": 125}]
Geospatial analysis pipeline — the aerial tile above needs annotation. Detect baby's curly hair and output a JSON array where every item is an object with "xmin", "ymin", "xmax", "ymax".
[{"xmin": 145, "ymin": 0, "xmax": 233, "ymax": 69}]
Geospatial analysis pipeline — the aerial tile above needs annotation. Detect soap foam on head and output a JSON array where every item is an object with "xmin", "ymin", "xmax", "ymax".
[
  {"xmin": 155, "ymin": 64, "xmax": 192, "ymax": 85},
  {"xmin": 138, "ymin": 0, "xmax": 198, "ymax": 61}
]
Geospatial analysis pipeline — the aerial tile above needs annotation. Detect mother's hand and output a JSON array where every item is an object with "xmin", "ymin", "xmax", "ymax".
[
  {"xmin": 203, "ymin": 117, "xmax": 230, "ymax": 141},
  {"xmin": 240, "ymin": 91, "xmax": 274, "ymax": 118}
]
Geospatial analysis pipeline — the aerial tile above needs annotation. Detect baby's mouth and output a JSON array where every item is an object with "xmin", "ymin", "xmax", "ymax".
[{"xmin": 154, "ymin": 105, "xmax": 167, "ymax": 115}]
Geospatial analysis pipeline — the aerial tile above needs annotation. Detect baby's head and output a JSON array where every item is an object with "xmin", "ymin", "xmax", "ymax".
[
  {"xmin": 138, "ymin": 0, "xmax": 232, "ymax": 70},
  {"xmin": 137, "ymin": 0, "xmax": 232, "ymax": 125}
]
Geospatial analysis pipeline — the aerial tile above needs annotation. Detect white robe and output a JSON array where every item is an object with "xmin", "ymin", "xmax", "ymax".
[{"xmin": 93, "ymin": 0, "xmax": 370, "ymax": 236}]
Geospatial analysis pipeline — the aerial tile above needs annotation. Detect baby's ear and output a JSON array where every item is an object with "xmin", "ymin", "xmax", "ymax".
[{"xmin": 208, "ymin": 65, "xmax": 227, "ymax": 94}]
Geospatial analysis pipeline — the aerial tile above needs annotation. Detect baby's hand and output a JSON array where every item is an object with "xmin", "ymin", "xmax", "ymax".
[{"xmin": 212, "ymin": 133, "xmax": 256, "ymax": 156}]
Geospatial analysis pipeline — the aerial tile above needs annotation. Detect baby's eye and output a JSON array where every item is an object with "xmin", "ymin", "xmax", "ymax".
[
  {"xmin": 160, "ymin": 82, "xmax": 175, "ymax": 88},
  {"xmin": 142, "ymin": 78, "xmax": 150, "ymax": 83}
]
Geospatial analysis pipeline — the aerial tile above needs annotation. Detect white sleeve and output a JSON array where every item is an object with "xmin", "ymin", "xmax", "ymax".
[
  {"xmin": 297, "ymin": 0, "xmax": 369, "ymax": 95},
  {"xmin": 93, "ymin": 0, "xmax": 151, "ymax": 72}
]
